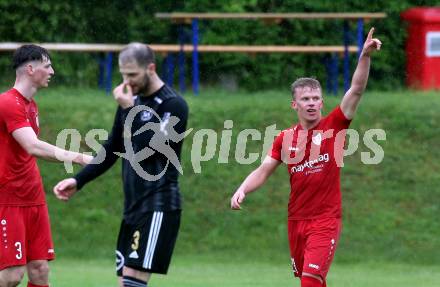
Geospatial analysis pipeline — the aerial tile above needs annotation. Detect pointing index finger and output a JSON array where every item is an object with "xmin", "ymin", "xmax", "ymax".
[{"xmin": 367, "ymin": 27, "xmax": 375, "ymax": 41}]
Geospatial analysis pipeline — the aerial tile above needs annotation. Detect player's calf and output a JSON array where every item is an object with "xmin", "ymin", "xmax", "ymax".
[
  {"xmin": 26, "ymin": 260, "xmax": 49, "ymax": 286},
  {"xmin": 0, "ymin": 266, "xmax": 26, "ymax": 287}
]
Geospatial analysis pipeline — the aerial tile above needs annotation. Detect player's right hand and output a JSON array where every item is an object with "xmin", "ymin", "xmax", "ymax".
[
  {"xmin": 113, "ymin": 82, "xmax": 134, "ymax": 109},
  {"xmin": 362, "ymin": 27, "xmax": 382, "ymax": 57},
  {"xmin": 53, "ymin": 178, "xmax": 78, "ymax": 202},
  {"xmin": 231, "ymin": 190, "xmax": 246, "ymax": 210}
]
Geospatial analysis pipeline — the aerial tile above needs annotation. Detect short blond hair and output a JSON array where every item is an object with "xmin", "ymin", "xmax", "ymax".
[{"xmin": 291, "ymin": 77, "xmax": 321, "ymax": 99}]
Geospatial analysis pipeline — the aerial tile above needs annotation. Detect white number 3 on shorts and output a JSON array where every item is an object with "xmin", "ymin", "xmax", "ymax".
[{"xmin": 15, "ymin": 242, "xmax": 22, "ymax": 260}]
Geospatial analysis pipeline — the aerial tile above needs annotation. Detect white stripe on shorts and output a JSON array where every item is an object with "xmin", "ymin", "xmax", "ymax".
[{"xmin": 143, "ymin": 211, "xmax": 163, "ymax": 269}]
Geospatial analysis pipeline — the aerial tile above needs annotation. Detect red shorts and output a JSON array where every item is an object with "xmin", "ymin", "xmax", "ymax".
[
  {"xmin": 0, "ymin": 205, "xmax": 55, "ymax": 270},
  {"xmin": 288, "ymin": 217, "xmax": 341, "ymax": 279}
]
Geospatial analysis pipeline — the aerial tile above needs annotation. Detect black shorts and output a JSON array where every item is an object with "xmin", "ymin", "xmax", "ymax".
[{"xmin": 115, "ymin": 210, "xmax": 181, "ymax": 276}]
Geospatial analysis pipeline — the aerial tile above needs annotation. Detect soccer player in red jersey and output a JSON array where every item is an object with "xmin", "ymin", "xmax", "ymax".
[
  {"xmin": 0, "ymin": 44, "xmax": 92, "ymax": 287},
  {"xmin": 231, "ymin": 28, "xmax": 381, "ymax": 287}
]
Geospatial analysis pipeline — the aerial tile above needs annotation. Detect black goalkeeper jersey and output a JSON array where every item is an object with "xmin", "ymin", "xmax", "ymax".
[{"xmin": 74, "ymin": 85, "xmax": 188, "ymax": 223}]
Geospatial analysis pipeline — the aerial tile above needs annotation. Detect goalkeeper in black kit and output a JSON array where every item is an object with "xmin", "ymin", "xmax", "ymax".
[{"xmin": 54, "ymin": 43, "xmax": 189, "ymax": 287}]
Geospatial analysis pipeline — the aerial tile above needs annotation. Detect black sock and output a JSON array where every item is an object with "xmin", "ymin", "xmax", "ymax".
[{"xmin": 122, "ymin": 275, "xmax": 147, "ymax": 287}]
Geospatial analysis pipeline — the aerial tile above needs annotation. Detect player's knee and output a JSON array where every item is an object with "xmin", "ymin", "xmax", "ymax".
[
  {"xmin": 122, "ymin": 266, "xmax": 150, "ymax": 282},
  {"xmin": 0, "ymin": 267, "xmax": 26, "ymax": 287},
  {"xmin": 27, "ymin": 261, "xmax": 50, "ymax": 281},
  {"xmin": 301, "ymin": 274, "xmax": 323, "ymax": 287}
]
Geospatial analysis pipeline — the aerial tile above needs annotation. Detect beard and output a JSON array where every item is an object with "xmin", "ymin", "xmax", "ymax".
[{"xmin": 135, "ymin": 74, "xmax": 151, "ymax": 95}]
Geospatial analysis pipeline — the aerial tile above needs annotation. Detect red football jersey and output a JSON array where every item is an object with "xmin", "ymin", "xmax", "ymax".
[
  {"xmin": 0, "ymin": 88, "xmax": 45, "ymax": 206},
  {"xmin": 270, "ymin": 106, "xmax": 351, "ymax": 220}
]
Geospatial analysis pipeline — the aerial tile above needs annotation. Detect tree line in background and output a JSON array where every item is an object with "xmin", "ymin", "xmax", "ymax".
[{"xmin": 0, "ymin": 0, "xmax": 436, "ymax": 91}]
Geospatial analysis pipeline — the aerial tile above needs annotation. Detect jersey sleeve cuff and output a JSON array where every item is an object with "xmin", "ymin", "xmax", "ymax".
[
  {"xmin": 336, "ymin": 106, "xmax": 352, "ymax": 122},
  {"xmin": 73, "ymin": 174, "xmax": 86, "ymax": 190},
  {"xmin": 8, "ymin": 123, "xmax": 32, "ymax": 134},
  {"xmin": 268, "ymin": 152, "xmax": 282, "ymax": 162}
]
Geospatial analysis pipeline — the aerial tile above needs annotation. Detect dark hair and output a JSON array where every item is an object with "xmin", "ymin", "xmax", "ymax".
[
  {"xmin": 12, "ymin": 44, "xmax": 51, "ymax": 70},
  {"xmin": 119, "ymin": 42, "xmax": 155, "ymax": 67},
  {"xmin": 291, "ymin": 77, "xmax": 322, "ymax": 99}
]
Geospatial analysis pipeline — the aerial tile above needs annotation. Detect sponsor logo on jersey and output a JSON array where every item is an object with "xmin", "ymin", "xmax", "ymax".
[
  {"xmin": 288, "ymin": 146, "xmax": 298, "ymax": 151},
  {"xmin": 290, "ymin": 153, "xmax": 329, "ymax": 173},
  {"xmin": 141, "ymin": 111, "xmax": 153, "ymax": 121},
  {"xmin": 308, "ymin": 263, "xmax": 320, "ymax": 270}
]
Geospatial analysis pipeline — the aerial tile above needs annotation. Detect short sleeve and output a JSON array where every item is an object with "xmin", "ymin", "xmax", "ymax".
[
  {"xmin": 328, "ymin": 106, "xmax": 351, "ymax": 131},
  {"xmin": 0, "ymin": 99, "xmax": 31, "ymax": 134},
  {"xmin": 269, "ymin": 131, "xmax": 284, "ymax": 162}
]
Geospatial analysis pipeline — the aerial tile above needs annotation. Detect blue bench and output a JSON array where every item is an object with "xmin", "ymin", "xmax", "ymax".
[{"xmin": 155, "ymin": 12, "xmax": 387, "ymax": 95}]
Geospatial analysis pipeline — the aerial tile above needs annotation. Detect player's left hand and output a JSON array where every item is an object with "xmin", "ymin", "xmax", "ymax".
[
  {"xmin": 362, "ymin": 27, "xmax": 382, "ymax": 57},
  {"xmin": 53, "ymin": 178, "xmax": 78, "ymax": 201},
  {"xmin": 113, "ymin": 82, "xmax": 134, "ymax": 109}
]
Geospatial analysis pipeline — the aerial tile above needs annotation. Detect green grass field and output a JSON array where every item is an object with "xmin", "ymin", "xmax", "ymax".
[
  {"xmin": 18, "ymin": 255, "xmax": 440, "ymax": 287},
  {"xmin": 9, "ymin": 86, "xmax": 440, "ymax": 285}
]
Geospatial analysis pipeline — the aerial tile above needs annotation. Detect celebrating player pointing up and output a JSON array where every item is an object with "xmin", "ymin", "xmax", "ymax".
[{"xmin": 231, "ymin": 28, "xmax": 381, "ymax": 287}]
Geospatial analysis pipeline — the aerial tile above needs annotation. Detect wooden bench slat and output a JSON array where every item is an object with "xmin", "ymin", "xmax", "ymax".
[
  {"xmin": 0, "ymin": 43, "xmax": 358, "ymax": 53},
  {"xmin": 189, "ymin": 45, "xmax": 358, "ymax": 53},
  {"xmin": 155, "ymin": 12, "xmax": 387, "ymax": 20}
]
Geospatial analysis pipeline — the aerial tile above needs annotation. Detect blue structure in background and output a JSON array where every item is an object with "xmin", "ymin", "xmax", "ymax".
[
  {"xmin": 98, "ymin": 52, "xmax": 113, "ymax": 95},
  {"xmin": 163, "ymin": 54, "xmax": 175, "ymax": 87},
  {"xmin": 105, "ymin": 53, "xmax": 113, "ymax": 95},
  {"xmin": 191, "ymin": 19, "xmax": 199, "ymax": 95},
  {"xmin": 172, "ymin": 17, "xmax": 366, "ymax": 96},
  {"xmin": 325, "ymin": 53, "xmax": 339, "ymax": 96},
  {"xmin": 97, "ymin": 16, "xmax": 368, "ymax": 96},
  {"xmin": 178, "ymin": 26, "xmax": 186, "ymax": 93},
  {"xmin": 357, "ymin": 18, "xmax": 364, "ymax": 59}
]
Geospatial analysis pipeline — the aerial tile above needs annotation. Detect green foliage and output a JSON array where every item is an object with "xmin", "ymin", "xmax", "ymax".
[
  {"xmin": 0, "ymin": 0, "xmax": 439, "ymax": 90},
  {"xmin": 34, "ymin": 87, "xmax": 440, "ymax": 265}
]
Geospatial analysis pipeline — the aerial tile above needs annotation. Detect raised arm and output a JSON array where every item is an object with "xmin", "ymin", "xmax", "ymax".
[
  {"xmin": 340, "ymin": 27, "xmax": 382, "ymax": 120},
  {"xmin": 230, "ymin": 156, "xmax": 281, "ymax": 210},
  {"xmin": 12, "ymin": 127, "xmax": 92, "ymax": 166}
]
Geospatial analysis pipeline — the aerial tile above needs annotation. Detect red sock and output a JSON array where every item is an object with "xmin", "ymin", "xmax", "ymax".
[
  {"xmin": 27, "ymin": 283, "xmax": 48, "ymax": 287},
  {"xmin": 301, "ymin": 276, "xmax": 322, "ymax": 287}
]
